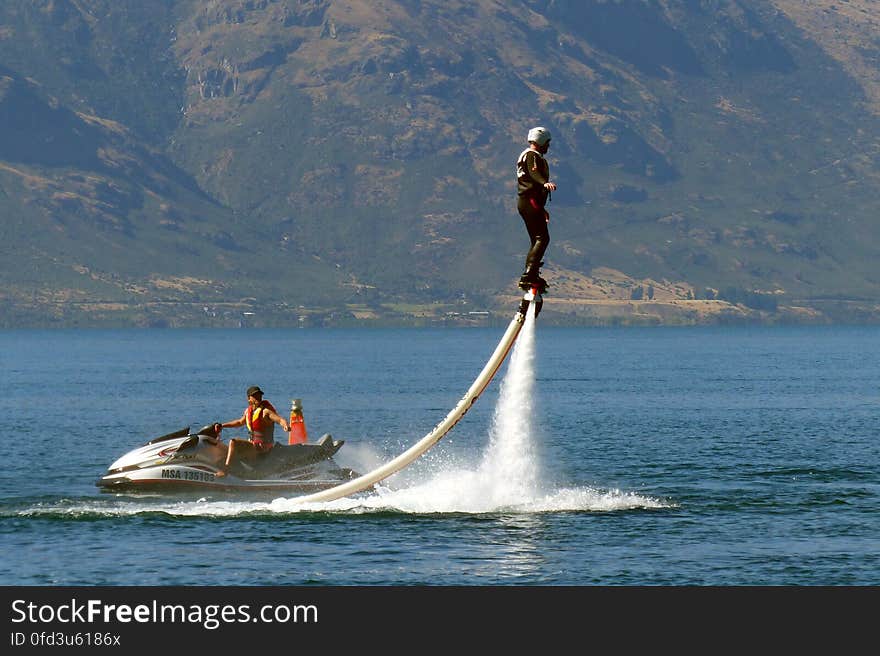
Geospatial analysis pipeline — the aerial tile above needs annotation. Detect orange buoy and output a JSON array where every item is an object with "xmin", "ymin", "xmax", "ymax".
[{"xmin": 288, "ymin": 398, "xmax": 308, "ymax": 444}]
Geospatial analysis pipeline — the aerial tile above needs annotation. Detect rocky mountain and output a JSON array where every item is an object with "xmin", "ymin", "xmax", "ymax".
[{"xmin": 1, "ymin": 0, "xmax": 879, "ymax": 326}]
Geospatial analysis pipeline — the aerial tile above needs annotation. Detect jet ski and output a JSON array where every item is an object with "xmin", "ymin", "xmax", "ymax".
[{"xmin": 96, "ymin": 425, "xmax": 359, "ymax": 494}]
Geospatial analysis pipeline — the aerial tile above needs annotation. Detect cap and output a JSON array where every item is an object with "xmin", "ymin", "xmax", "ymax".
[{"xmin": 246, "ymin": 385, "xmax": 263, "ymax": 397}]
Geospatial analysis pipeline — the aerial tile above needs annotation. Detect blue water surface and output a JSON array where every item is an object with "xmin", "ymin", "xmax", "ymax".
[{"xmin": 0, "ymin": 325, "xmax": 878, "ymax": 585}]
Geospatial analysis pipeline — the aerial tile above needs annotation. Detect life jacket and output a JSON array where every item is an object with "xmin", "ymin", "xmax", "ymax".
[
  {"xmin": 516, "ymin": 148, "xmax": 550, "ymax": 203},
  {"xmin": 245, "ymin": 400, "xmax": 277, "ymax": 450}
]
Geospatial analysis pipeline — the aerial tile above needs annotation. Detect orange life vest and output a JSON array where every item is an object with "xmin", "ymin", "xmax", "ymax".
[{"xmin": 245, "ymin": 400, "xmax": 277, "ymax": 450}]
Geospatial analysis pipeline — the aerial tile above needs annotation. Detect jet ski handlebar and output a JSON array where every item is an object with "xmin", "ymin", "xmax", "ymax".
[{"xmin": 196, "ymin": 423, "xmax": 223, "ymax": 439}]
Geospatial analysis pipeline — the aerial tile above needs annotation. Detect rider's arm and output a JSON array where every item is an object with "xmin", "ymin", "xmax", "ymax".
[
  {"xmin": 266, "ymin": 409, "xmax": 290, "ymax": 432},
  {"xmin": 220, "ymin": 413, "xmax": 247, "ymax": 430}
]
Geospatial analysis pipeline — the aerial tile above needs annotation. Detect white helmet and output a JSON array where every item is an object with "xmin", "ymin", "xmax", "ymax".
[{"xmin": 527, "ymin": 126, "xmax": 551, "ymax": 146}]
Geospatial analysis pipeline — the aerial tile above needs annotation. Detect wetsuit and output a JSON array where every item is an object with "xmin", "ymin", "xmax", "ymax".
[{"xmin": 516, "ymin": 148, "xmax": 551, "ymax": 283}]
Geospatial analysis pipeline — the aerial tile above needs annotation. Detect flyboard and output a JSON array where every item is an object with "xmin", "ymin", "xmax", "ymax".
[{"xmin": 288, "ymin": 286, "xmax": 543, "ymax": 504}]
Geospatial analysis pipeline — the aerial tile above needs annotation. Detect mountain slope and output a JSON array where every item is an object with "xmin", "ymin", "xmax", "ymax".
[{"xmin": 1, "ymin": 0, "xmax": 879, "ymax": 326}]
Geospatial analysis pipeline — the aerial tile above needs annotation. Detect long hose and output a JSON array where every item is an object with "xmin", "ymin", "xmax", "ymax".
[{"xmin": 289, "ymin": 292, "xmax": 537, "ymax": 504}]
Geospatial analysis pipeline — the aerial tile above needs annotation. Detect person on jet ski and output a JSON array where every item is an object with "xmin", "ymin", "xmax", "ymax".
[
  {"xmin": 215, "ymin": 385, "xmax": 290, "ymax": 477},
  {"xmin": 516, "ymin": 126, "xmax": 557, "ymax": 292}
]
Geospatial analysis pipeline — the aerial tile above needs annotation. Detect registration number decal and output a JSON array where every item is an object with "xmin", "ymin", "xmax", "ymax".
[{"xmin": 161, "ymin": 468, "xmax": 215, "ymax": 482}]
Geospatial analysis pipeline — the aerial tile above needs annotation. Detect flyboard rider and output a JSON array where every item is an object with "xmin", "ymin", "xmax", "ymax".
[{"xmin": 516, "ymin": 126, "xmax": 556, "ymax": 292}]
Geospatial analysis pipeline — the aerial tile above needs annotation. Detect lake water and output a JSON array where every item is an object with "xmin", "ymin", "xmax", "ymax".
[{"xmin": 1, "ymin": 321, "xmax": 878, "ymax": 585}]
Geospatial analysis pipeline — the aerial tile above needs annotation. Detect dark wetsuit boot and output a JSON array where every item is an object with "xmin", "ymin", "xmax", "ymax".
[{"xmin": 519, "ymin": 261, "xmax": 548, "ymax": 292}]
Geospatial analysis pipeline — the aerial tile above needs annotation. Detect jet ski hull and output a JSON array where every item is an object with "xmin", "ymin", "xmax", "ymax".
[{"xmin": 96, "ymin": 428, "xmax": 358, "ymax": 494}]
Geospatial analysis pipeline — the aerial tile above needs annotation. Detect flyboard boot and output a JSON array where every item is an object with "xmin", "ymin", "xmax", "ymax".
[{"xmin": 518, "ymin": 261, "xmax": 548, "ymax": 294}]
